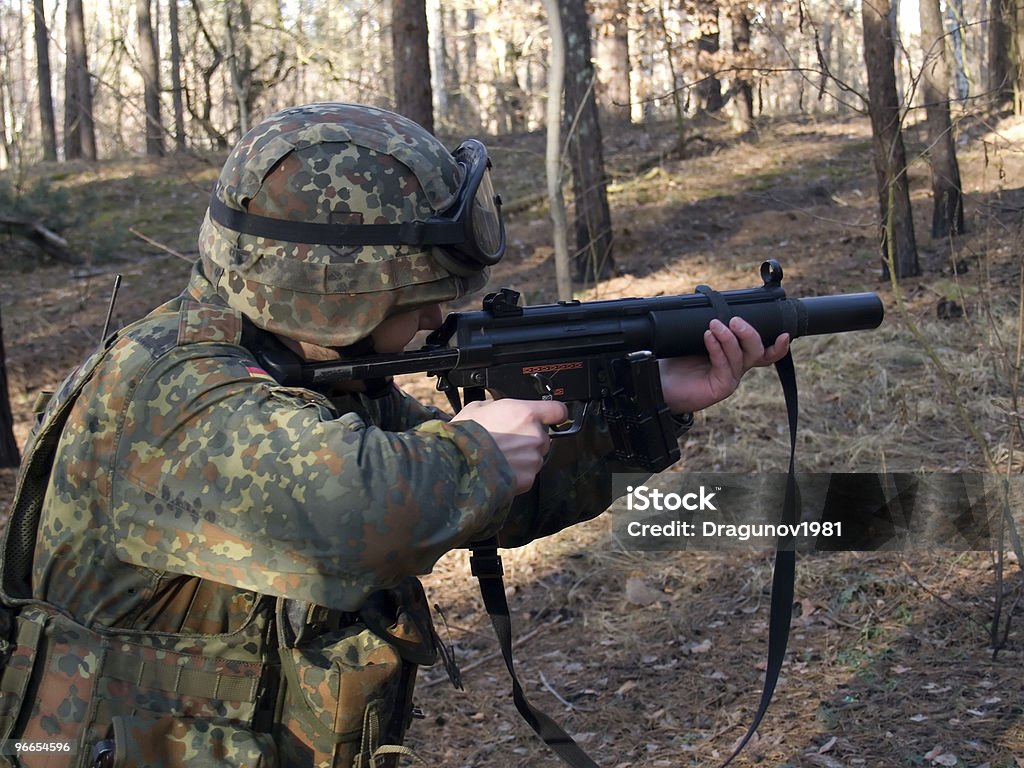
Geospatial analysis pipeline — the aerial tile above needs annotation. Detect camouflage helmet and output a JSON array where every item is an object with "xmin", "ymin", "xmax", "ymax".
[{"xmin": 198, "ymin": 102, "xmax": 499, "ymax": 348}]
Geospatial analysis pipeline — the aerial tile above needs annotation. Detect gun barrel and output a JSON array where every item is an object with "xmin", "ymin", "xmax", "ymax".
[{"xmin": 797, "ymin": 293, "xmax": 885, "ymax": 337}]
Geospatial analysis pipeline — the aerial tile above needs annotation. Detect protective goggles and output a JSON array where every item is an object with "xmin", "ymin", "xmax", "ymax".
[{"xmin": 208, "ymin": 138, "xmax": 505, "ymax": 275}]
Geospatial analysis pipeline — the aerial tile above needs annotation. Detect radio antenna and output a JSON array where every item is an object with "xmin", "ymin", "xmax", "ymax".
[{"xmin": 101, "ymin": 274, "xmax": 123, "ymax": 340}]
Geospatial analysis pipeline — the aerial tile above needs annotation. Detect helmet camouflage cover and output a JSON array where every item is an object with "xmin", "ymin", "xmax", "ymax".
[{"xmin": 198, "ymin": 102, "xmax": 489, "ymax": 348}]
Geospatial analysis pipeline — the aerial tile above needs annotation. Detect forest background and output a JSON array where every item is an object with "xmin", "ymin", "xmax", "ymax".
[{"xmin": 1, "ymin": 0, "xmax": 1024, "ymax": 766}]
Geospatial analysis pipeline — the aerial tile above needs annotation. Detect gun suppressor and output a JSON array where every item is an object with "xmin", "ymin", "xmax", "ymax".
[{"xmin": 647, "ymin": 292, "xmax": 884, "ymax": 357}]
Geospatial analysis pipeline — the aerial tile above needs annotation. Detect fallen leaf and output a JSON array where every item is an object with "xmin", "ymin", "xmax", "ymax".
[{"xmin": 615, "ymin": 680, "xmax": 639, "ymax": 696}]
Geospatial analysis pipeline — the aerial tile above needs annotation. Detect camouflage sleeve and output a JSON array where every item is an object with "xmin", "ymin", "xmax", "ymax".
[
  {"xmin": 494, "ymin": 415, "xmax": 652, "ymax": 548},
  {"xmin": 359, "ymin": 386, "xmax": 656, "ymax": 549},
  {"xmin": 334, "ymin": 382, "xmax": 449, "ymax": 433},
  {"xmin": 111, "ymin": 345, "xmax": 517, "ymax": 612}
]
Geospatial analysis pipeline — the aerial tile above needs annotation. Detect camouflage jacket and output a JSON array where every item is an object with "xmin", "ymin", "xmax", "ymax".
[
  {"xmin": 32, "ymin": 263, "xmax": 626, "ymax": 626},
  {"xmin": 1, "ymin": 263, "xmax": 633, "ymax": 767}
]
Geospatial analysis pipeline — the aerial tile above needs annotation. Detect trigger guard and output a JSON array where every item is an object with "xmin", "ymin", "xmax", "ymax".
[{"xmin": 549, "ymin": 401, "xmax": 590, "ymax": 438}]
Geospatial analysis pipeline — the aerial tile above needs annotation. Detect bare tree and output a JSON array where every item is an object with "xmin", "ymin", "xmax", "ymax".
[
  {"xmin": 392, "ymin": 0, "xmax": 434, "ymax": 132},
  {"xmin": 729, "ymin": 4, "xmax": 755, "ymax": 133},
  {"xmin": 1010, "ymin": 0, "xmax": 1024, "ymax": 114},
  {"xmin": 656, "ymin": 0, "xmax": 687, "ymax": 145},
  {"xmin": 168, "ymin": 0, "xmax": 187, "ymax": 151},
  {"xmin": 919, "ymin": 0, "xmax": 964, "ymax": 238},
  {"xmin": 695, "ymin": 0, "xmax": 723, "ymax": 113},
  {"xmin": 0, "ymin": 14, "xmax": 12, "ymax": 167},
  {"xmin": 427, "ymin": 0, "xmax": 447, "ymax": 125},
  {"xmin": 33, "ymin": 0, "xmax": 57, "ymax": 162},
  {"xmin": 224, "ymin": 0, "xmax": 289, "ymax": 137},
  {"xmin": 187, "ymin": 0, "xmax": 228, "ymax": 148},
  {"xmin": 137, "ymin": 0, "xmax": 165, "ymax": 156},
  {"xmin": 542, "ymin": 0, "xmax": 572, "ymax": 301},
  {"xmin": 593, "ymin": 0, "xmax": 631, "ymax": 124},
  {"xmin": 946, "ymin": 0, "xmax": 970, "ymax": 101},
  {"xmin": 0, "ymin": 306, "xmax": 19, "ymax": 468},
  {"xmin": 862, "ymin": 0, "xmax": 918, "ymax": 278},
  {"xmin": 64, "ymin": 0, "xmax": 97, "ymax": 160},
  {"xmin": 988, "ymin": 0, "xmax": 1014, "ymax": 106},
  {"xmin": 559, "ymin": 0, "xmax": 614, "ymax": 283},
  {"xmin": 225, "ymin": 0, "xmax": 255, "ymax": 135}
]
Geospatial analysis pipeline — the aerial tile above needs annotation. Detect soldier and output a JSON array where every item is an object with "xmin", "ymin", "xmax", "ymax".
[{"xmin": 0, "ymin": 103, "xmax": 788, "ymax": 767}]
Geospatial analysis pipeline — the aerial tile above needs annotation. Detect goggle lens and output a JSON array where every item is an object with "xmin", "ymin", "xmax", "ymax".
[{"xmin": 469, "ymin": 166, "xmax": 503, "ymax": 259}]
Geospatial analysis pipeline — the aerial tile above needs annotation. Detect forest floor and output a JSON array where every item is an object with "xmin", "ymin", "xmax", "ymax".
[{"xmin": 2, "ymin": 109, "xmax": 1024, "ymax": 767}]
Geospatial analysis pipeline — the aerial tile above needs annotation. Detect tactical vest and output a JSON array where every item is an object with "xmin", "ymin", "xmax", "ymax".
[{"xmin": 0, "ymin": 304, "xmax": 437, "ymax": 768}]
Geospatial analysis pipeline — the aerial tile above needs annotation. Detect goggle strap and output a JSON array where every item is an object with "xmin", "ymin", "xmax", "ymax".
[{"xmin": 209, "ymin": 192, "xmax": 464, "ymax": 247}]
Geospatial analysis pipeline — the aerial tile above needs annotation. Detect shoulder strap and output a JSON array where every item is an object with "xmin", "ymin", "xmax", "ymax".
[
  {"xmin": 720, "ymin": 351, "xmax": 799, "ymax": 765},
  {"xmin": 469, "ymin": 543, "xmax": 600, "ymax": 768}
]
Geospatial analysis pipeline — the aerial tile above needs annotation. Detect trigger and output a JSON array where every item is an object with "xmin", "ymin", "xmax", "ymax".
[{"xmin": 549, "ymin": 402, "xmax": 590, "ymax": 438}]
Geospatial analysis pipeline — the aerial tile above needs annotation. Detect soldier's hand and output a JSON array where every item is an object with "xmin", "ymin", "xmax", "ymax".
[
  {"xmin": 452, "ymin": 399, "xmax": 570, "ymax": 494},
  {"xmin": 658, "ymin": 317, "xmax": 790, "ymax": 413}
]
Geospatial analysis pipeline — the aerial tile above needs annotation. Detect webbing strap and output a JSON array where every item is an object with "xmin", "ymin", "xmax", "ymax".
[
  {"xmin": 471, "ymin": 351, "xmax": 801, "ymax": 768},
  {"xmin": 102, "ymin": 651, "xmax": 260, "ymax": 702},
  {"xmin": 469, "ymin": 545, "xmax": 600, "ymax": 768},
  {"xmin": 720, "ymin": 351, "xmax": 799, "ymax": 765}
]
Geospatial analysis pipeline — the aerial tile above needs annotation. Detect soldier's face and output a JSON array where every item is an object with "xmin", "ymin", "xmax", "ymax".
[{"xmin": 370, "ymin": 303, "xmax": 443, "ymax": 353}]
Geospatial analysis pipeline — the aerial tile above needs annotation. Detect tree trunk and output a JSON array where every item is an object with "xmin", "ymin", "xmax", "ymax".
[
  {"xmin": 168, "ymin": 0, "xmax": 187, "ymax": 151},
  {"xmin": 392, "ymin": 0, "xmax": 434, "ymax": 132},
  {"xmin": 187, "ymin": 0, "xmax": 228, "ymax": 149},
  {"xmin": 0, "ymin": 306, "xmax": 19, "ymax": 468},
  {"xmin": 1013, "ymin": 0, "xmax": 1024, "ymax": 115},
  {"xmin": 946, "ymin": 0, "xmax": 970, "ymax": 100},
  {"xmin": 0, "ymin": 76, "xmax": 9, "ymax": 169},
  {"xmin": 695, "ymin": 0, "xmax": 723, "ymax": 113},
  {"xmin": 33, "ymin": 0, "xmax": 57, "ymax": 162},
  {"xmin": 988, "ymin": 0, "xmax": 1013, "ymax": 106},
  {"xmin": 427, "ymin": 0, "xmax": 447, "ymax": 125},
  {"xmin": 593, "ymin": 0, "xmax": 631, "ymax": 124},
  {"xmin": 656, "ymin": 0, "xmax": 687, "ymax": 144},
  {"xmin": 225, "ymin": 0, "xmax": 254, "ymax": 137},
  {"xmin": 137, "ymin": 0, "xmax": 165, "ymax": 156},
  {"xmin": 0, "ymin": 17, "xmax": 10, "ymax": 168},
  {"xmin": 919, "ymin": 0, "xmax": 964, "ymax": 238},
  {"xmin": 542, "ymin": 0, "xmax": 573, "ymax": 301},
  {"xmin": 64, "ymin": 0, "xmax": 97, "ymax": 161},
  {"xmin": 560, "ymin": 0, "xmax": 615, "ymax": 284},
  {"xmin": 729, "ymin": 7, "xmax": 755, "ymax": 133},
  {"xmin": 861, "ymin": 0, "xmax": 919, "ymax": 278}
]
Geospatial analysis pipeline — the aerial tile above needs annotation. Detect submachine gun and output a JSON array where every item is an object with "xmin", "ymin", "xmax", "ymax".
[{"xmin": 259, "ymin": 259, "xmax": 884, "ymax": 471}]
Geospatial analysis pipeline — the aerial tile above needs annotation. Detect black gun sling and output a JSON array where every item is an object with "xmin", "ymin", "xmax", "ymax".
[{"xmin": 470, "ymin": 350, "xmax": 801, "ymax": 768}]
